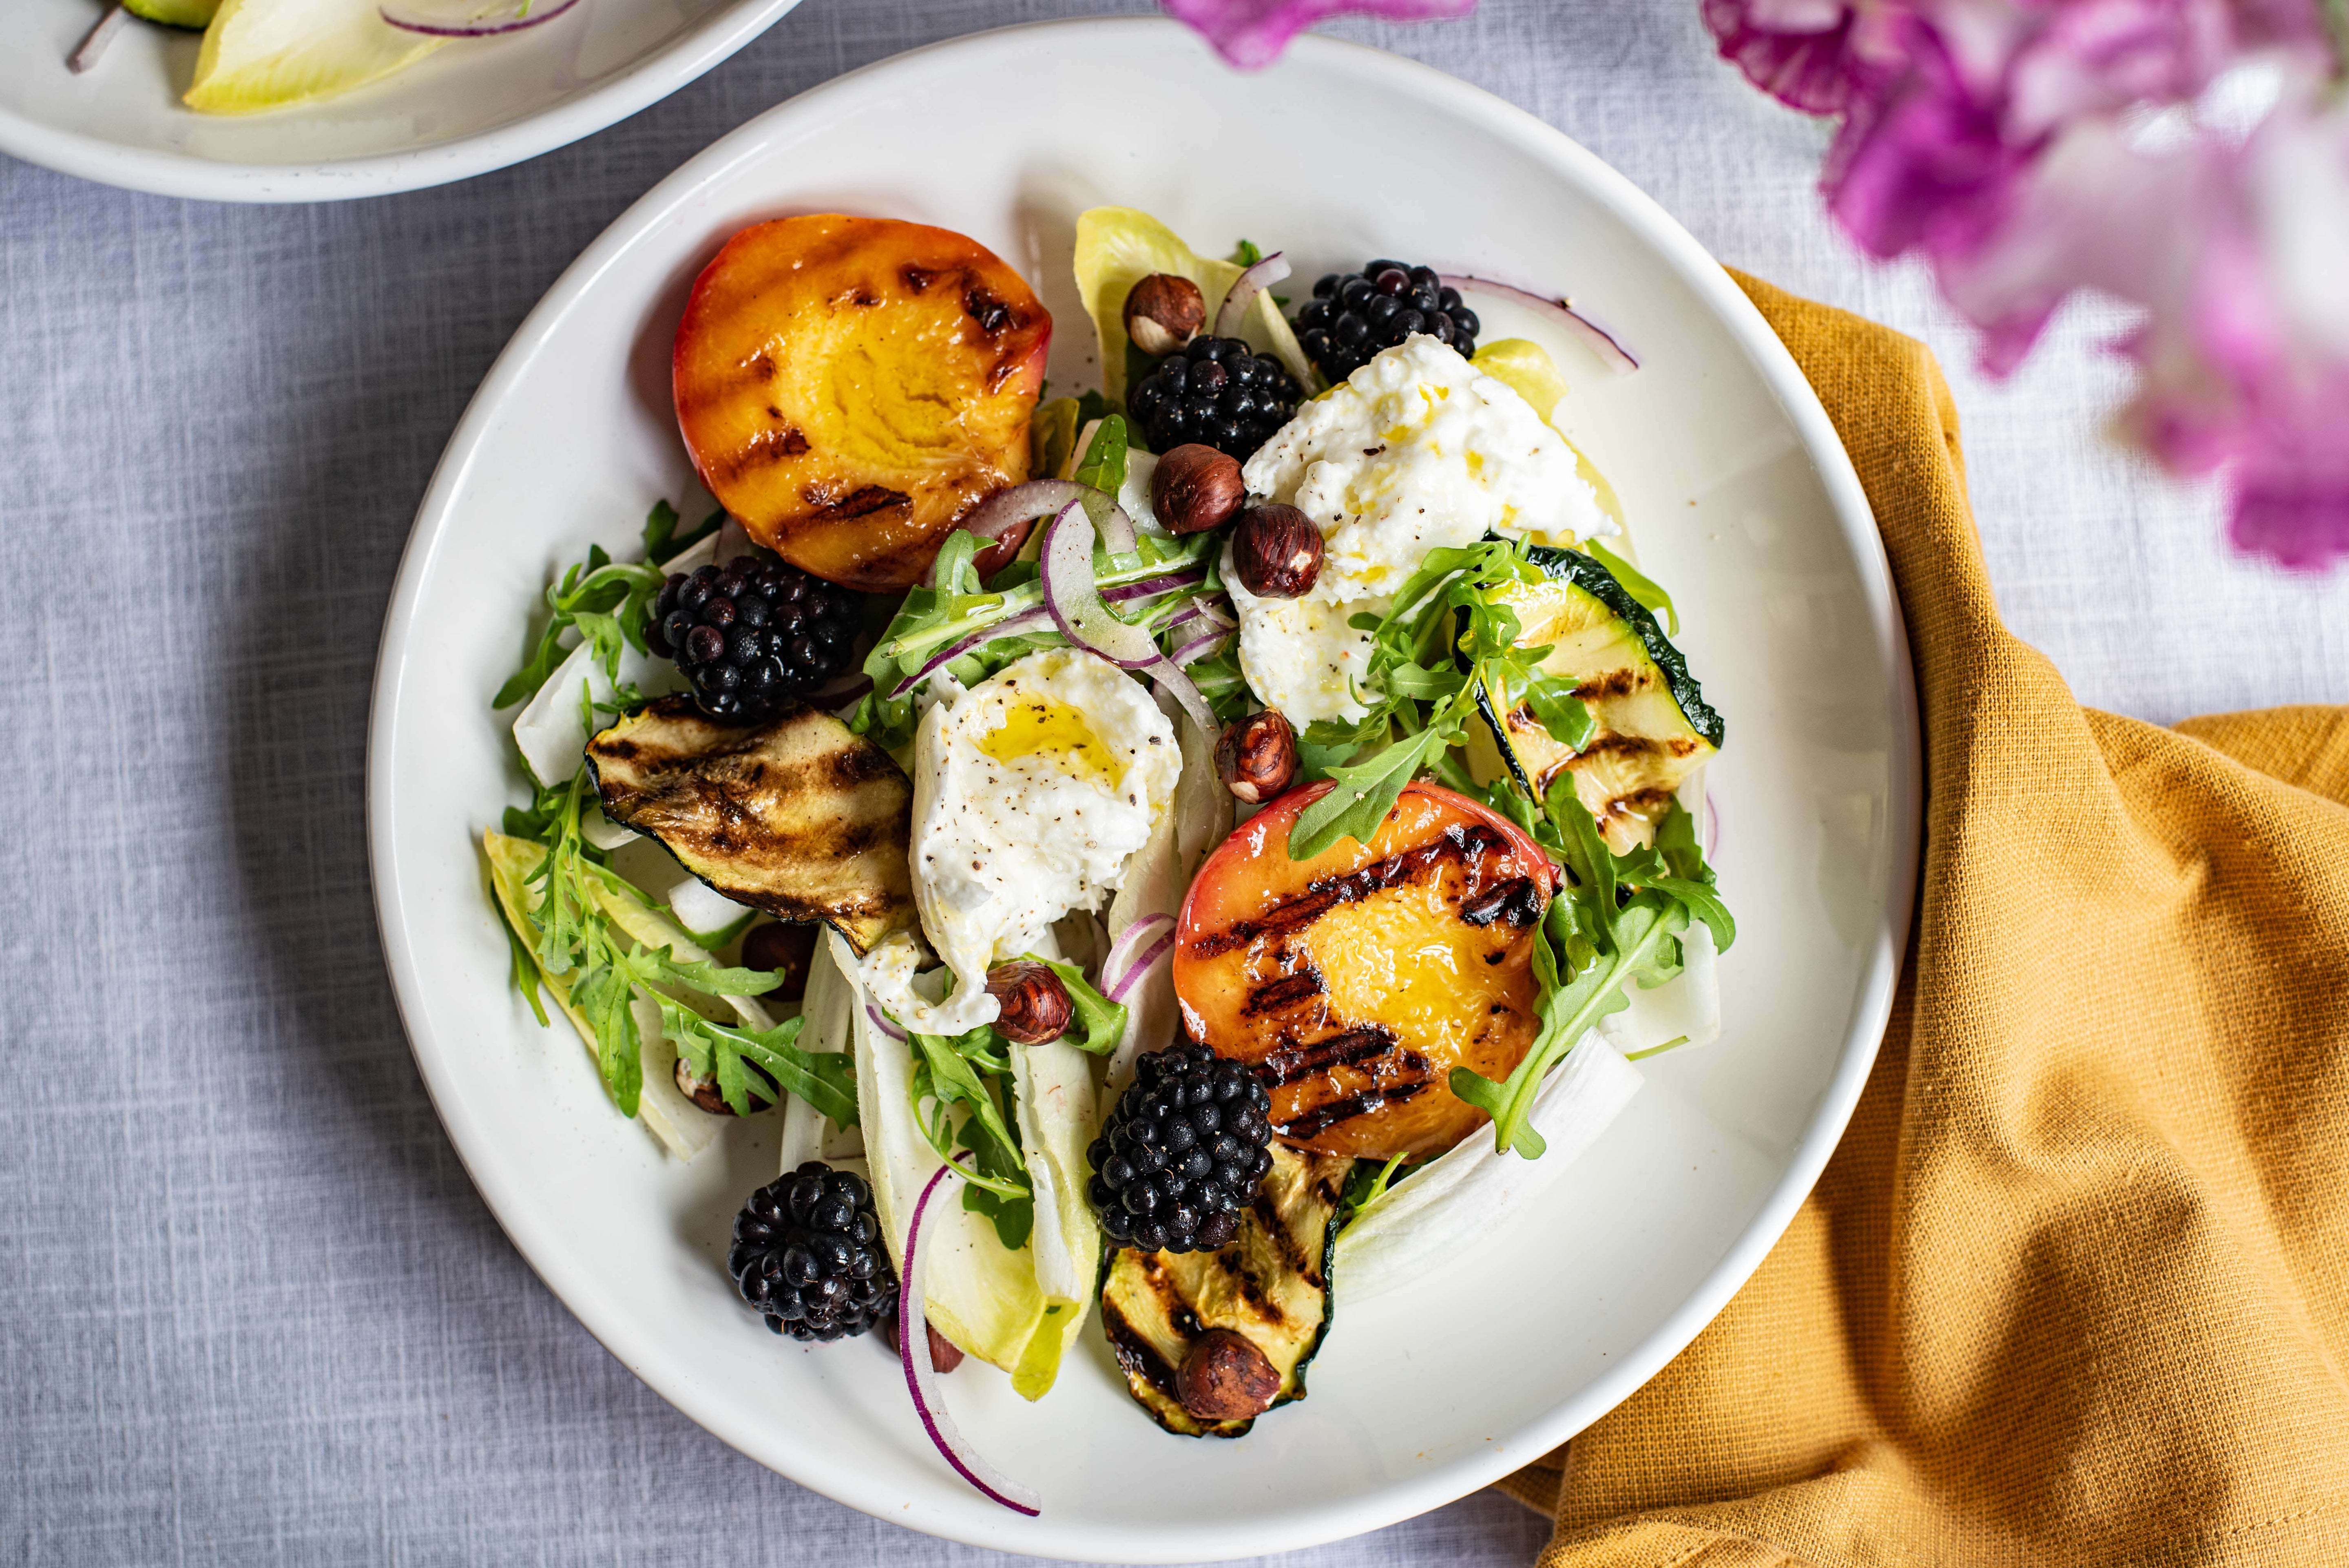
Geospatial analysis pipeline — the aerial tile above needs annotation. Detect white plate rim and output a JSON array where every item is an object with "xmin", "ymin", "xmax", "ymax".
[
  {"xmin": 0, "ymin": 0, "xmax": 800, "ymax": 203},
  {"xmin": 367, "ymin": 17, "xmax": 1922, "ymax": 1559}
]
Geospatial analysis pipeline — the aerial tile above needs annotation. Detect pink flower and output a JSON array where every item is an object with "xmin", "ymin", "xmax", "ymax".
[
  {"xmin": 1714, "ymin": 0, "xmax": 2349, "ymax": 568},
  {"xmin": 1701, "ymin": 0, "xmax": 1883, "ymax": 113},
  {"xmin": 1160, "ymin": 0, "xmax": 1477, "ymax": 70},
  {"xmin": 1824, "ymin": 2, "xmax": 2242, "ymax": 263},
  {"xmin": 2118, "ymin": 88, "xmax": 2349, "ymax": 567}
]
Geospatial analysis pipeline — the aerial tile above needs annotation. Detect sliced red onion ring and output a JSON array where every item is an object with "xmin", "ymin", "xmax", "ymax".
[
  {"xmin": 961, "ymin": 480, "xmax": 1134, "ymax": 556},
  {"xmin": 888, "ymin": 607, "xmax": 1053, "ymax": 700},
  {"xmin": 1169, "ymin": 627, "xmax": 1232, "ymax": 668},
  {"xmin": 1146, "ymin": 657, "xmax": 1219, "ymax": 732},
  {"xmin": 864, "ymin": 1002, "xmax": 909, "ymax": 1043},
  {"xmin": 1101, "ymin": 914, "xmax": 1176, "ymax": 1003},
  {"xmin": 1190, "ymin": 595, "xmax": 1237, "ymax": 630},
  {"xmin": 1099, "ymin": 568, "xmax": 1208, "ymax": 606},
  {"xmin": 1438, "ymin": 274, "xmax": 1640, "ymax": 374},
  {"xmin": 900, "ymin": 1163, "xmax": 1042, "ymax": 1516},
  {"xmin": 1041, "ymin": 504, "xmax": 1160, "ymax": 671},
  {"xmin": 1160, "ymin": 603, "xmax": 1210, "ymax": 640},
  {"xmin": 1214, "ymin": 252, "xmax": 1292, "ymax": 340},
  {"xmin": 379, "ymin": 0, "xmax": 580, "ymax": 36},
  {"xmin": 1704, "ymin": 789, "xmax": 1721, "ymax": 860}
]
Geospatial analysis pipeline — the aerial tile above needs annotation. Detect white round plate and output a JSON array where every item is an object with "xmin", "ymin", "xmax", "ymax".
[
  {"xmin": 370, "ymin": 18, "xmax": 1919, "ymax": 1561},
  {"xmin": 2, "ymin": 0, "xmax": 800, "ymax": 201}
]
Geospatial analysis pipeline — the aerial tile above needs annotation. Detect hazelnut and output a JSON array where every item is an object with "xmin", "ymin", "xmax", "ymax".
[
  {"xmin": 741, "ymin": 920, "xmax": 818, "ymax": 1002},
  {"xmin": 1176, "ymin": 1328, "xmax": 1281, "ymax": 1422},
  {"xmin": 986, "ymin": 960, "xmax": 1074, "ymax": 1045},
  {"xmin": 1216, "ymin": 710, "xmax": 1300, "ymax": 804},
  {"xmin": 1149, "ymin": 444, "xmax": 1247, "ymax": 535},
  {"xmin": 1230, "ymin": 504, "xmax": 1322, "ymax": 598},
  {"xmin": 674, "ymin": 1055, "xmax": 776, "ymax": 1117},
  {"xmin": 1122, "ymin": 273, "xmax": 1205, "ymax": 357},
  {"xmin": 883, "ymin": 1311, "xmax": 966, "ymax": 1373}
]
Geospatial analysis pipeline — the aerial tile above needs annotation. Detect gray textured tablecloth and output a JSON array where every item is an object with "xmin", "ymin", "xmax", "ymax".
[{"xmin": 3, "ymin": 2, "xmax": 2344, "ymax": 1564}]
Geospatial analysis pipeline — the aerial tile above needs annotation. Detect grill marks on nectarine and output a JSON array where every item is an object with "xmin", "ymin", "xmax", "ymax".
[
  {"xmin": 1173, "ymin": 785, "xmax": 1557, "ymax": 1160},
  {"xmin": 672, "ymin": 215, "xmax": 1051, "ymax": 592}
]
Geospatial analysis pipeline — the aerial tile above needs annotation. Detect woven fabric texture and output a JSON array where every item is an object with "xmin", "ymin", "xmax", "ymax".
[
  {"xmin": 4, "ymin": 3, "xmax": 2346, "ymax": 1566},
  {"xmin": 1496, "ymin": 277, "xmax": 2349, "ymax": 1568}
]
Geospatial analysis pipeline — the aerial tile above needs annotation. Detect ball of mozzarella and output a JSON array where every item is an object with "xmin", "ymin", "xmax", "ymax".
[{"xmin": 865, "ymin": 648, "xmax": 1180, "ymax": 1035}]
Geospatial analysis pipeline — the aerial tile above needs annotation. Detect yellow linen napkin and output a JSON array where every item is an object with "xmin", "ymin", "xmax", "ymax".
[{"xmin": 1496, "ymin": 274, "xmax": 2349, "ymax": 1566}]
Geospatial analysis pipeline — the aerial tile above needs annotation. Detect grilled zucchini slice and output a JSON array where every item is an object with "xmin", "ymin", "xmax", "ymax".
[
  {"xmin": 1098, "ymin": 1145, "xmax": 1353, "ymax": 1438},
  {"xmin": 1480, "ymin": 547, "xmax": 1723, "ymax": 851},
  {"xmin": 585, "ymin": 696, "xmax": 916, "ymax": 954}
]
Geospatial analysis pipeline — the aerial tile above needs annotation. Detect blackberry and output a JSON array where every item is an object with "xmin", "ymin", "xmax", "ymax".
[
  {"xmin": 648, "ymin": 556, "xmax": 857, "ymax": 722},
  {"xmin": 1088, "ymin": 1042, "xmax": 1274, "ymax": 1254},
  {"xmin": 1128, "ymin": 336, "xmax": 1301, "ymax": 461},
  {"xmin": 1293, "ymin": 260, "xmax": 1480, "ymax": 383},
  {"xmin": 727, "ymin": 1161, "xmax": 898, "ymax": 1342}
]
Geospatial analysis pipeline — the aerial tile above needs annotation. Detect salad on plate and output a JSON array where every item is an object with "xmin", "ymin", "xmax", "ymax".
[{"xmin": 480, "ymin": 205, "xmax": 1732, "ymax": 1510}]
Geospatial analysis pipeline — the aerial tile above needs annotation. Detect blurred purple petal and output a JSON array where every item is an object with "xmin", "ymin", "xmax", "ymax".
[
  {"xmin": 1714, "ymin": 0, "xmax": 2349, "ymax": 568},
  {"xmin": 2117, "ymin": 92, "xmax": 2349, "ymax": 570},
  {"xmin": 1161, "ymin": 0, "xmax": 1477, "ymax": 70},
  {"xmin": 1702, "ymin": 0, "xmax": 1871, "ymax": 114}
]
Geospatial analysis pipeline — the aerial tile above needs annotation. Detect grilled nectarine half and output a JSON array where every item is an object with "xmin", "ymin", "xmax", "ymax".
[
  {"xmin": 1172, "ymin": 782, "xmax": 1557, "ymax": 1160},
  {"xmin": 672, "ymin": 215, "xmax": 1051, "ymax": 591}
]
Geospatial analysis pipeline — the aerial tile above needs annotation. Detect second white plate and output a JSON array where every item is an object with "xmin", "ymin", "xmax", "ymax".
[{"xmin": 2, "ymin": 0, "xmax": 801, "ymax": 201}]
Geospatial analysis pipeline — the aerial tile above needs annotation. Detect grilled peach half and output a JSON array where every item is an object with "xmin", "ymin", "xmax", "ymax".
[
  {"xmin": 672, "ymin": 215, "xmax": 1051, "ymax": 591},
  {"xmin": 1172, "ymin": 782, "xmax": 1557, "ymax": 1160}
]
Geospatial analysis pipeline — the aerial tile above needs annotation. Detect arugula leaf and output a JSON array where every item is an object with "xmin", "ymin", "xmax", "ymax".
[
  {"xmin": 502, "ymin": 909, "xmax": 549, "ymax": 1028},
  {"xmin": 1288, "ymin": 722, "xmax": 1458, "ymax": 860},
  {"xmin": 1340, "ymin": 1151, "xmax": 1417, "ymax": 1217},
  {"xmin": 1020, "ymin": 954, "xmax": 1127, "ymax": 1055},
  {"xmin": 1232, "ymin": 239, "xmax": 1264, "ymax": 266},
  {"xmin": 1656, "ymin": 799, "xmax": 1714, "ymax": 885},
  {"xmin": 1451, "ymin": 890, "xmax": 1685, "ymax": 1155},
  {"xmin": 642, "ymin": 500, "xmax": 723, "ymax": 566},
  {"xmin": 1183, "ymin": 641, "xmax": 1253, "ymax": 726},
  {"xmin": 492, "ymin": 523, "xmax": 669, "ymax": 710},
  {"xmin": 849, "ymin": 529, "xmax": 1217, "ymax": 752},
  {"xmin": 928, "ymin": 527, "xmax": 982, "ymax": 594},
  {"xmin": 498, "ymin": 723, "xmax": 788, "ymax": 1120},
  {"xmin": 655, "ymin": 997, "xmax": 854, "ymax": 1122},
  {"xmin": 1520, "ymin": 673, "xmax": 1598, "ymax": 752},
  {"xmin": 1449, "ymin": 783, "xmax": 1736, "ymax": 1157},
  {"xmin": 1584, "ymin": 540, "xmax": 1678, "ymax": 636},
  {"xmin": 1284, "ymin": 540, "xmax": 1558, "ymax": 860},
  {"xmin": 957, "ymin": 1114, "xmax": 1035, "ymax": 1250},
  {"xmin": 907, "ymin": 1027, "xmax": 1033, "ymax": 1203}
]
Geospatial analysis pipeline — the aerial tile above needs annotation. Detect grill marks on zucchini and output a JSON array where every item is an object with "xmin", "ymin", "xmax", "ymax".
[
  {"xmin": 584, "ymin": 695, "xmax": 916, "ymax": 953},
  {"xmin": 1482, "ymin": 547, "xmax": 1722, "ymax": 852},
  {"xmin": 1099, "ymin": 1145, "xmax": 1353, "ymax": 1438}
]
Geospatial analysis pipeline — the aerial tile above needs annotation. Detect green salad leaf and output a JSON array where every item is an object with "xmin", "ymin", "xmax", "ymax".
[
  {"xmin": 1285, "ymin": 539, "xmax": 1596, "ymax": 860},
  {"xmin": 1583, "ymin": 539, "xmax": 1677, "ymax": 636},
  {"xmin": 655, "ymin": 997, "xmax": 854, "ymax": 1122},
  {"xmin": 849, "ymin": 524, "xmax": 1218, "ymax": 752},
  {"xmin": 1448, "ymin": 785, "xmax": 1732, "ymax": 1157},
  {"xmin": 495, "ymin": 688, "xmax": 785, "ymax": 1117},
  {"xmin": 1072, "ymin": 414, "xmax": 1130, "ymax": 515},
  {"xmin": 493, "ymin": 502, "xmax": 693, "ymax": 711}
]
